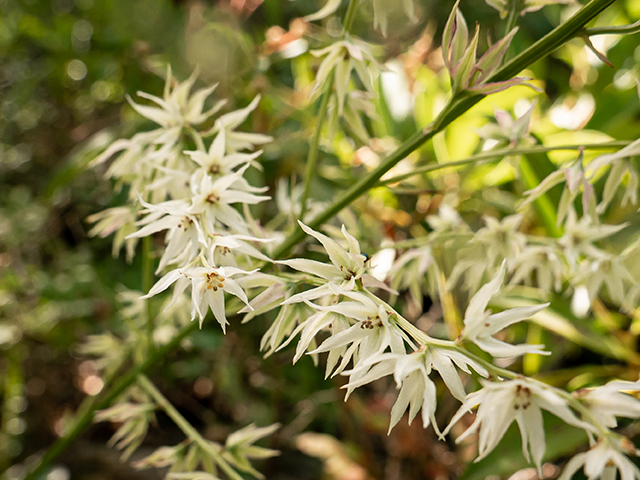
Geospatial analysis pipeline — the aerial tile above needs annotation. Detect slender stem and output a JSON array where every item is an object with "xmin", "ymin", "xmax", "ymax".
[
  {"xmin": 504, "ymin": 0, "xmax": 523, "ymax": 37},
  {"xmin": 585, "ymin": 18, "xmax": 640, "ymax": 35},
  {"xmin": 342, "ymin": 0, "xmax": 359, "ymax": 32},
  {"xmin": 299, "ymin": 0, "xmax": 360, "ymax": 220},
  {"xmin": 378, "ymin": 141, "xmax": 629, "ymax": 186},
  {"xmin": 273, "ymin": 0, "xmax": 618, "ymax": 260},
  {"xmin": 24, "ymin": 321, "xmax": 200, "ymax": 480},
  {"xmin": 137, "ymin": 375, "xmax": 244, "ymax": 480},
  {"xmin": 300, "ymin": 73, "xmax": 334, "ymax": 221},
  {"xmin": 142, "ymin": 235, "xmax": 155, "ymax": 355}
]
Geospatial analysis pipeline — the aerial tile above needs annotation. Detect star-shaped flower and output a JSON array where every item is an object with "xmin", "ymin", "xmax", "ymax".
[
  {"xmin": 574, "ymin": 380, "xmax": 640, "ymax": 428},
  {"xmin": 444, "ymin": 378, "xmax": 591, "ymax": 475},
  {"xmin": 126, "ymin": 198, "xmax": 206, "ymax": 272},
  {"xmin": 277, "ymin": 221, "xmax": 369, "ymax": 304},
  {"xmin": 142, "ymin": 264, "xmax": 256, "ymax": 331},
  {"xmin": 189, "ymin": 166, "xmax": 270, "ymax": 234},
  {"xmin": 305, "ymin": 291, "xmax": 409, "ymax": 377},
  {"xmin": 127, "ymin": 66, "xmax": 223, "ymax": 131},
  {"xmin": 559, "ymin": 437, "xmax": 640, "ymax": 480},
  {"xmin": 343, "ymin": 346, "xmax": 487, "ymax": 434},
  {"xmin": 460, "ymin": 262, "xmax": 549, "ymax": 358}
]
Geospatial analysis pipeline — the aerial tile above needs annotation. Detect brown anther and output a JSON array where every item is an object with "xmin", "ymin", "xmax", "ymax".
[{"xmin": 206, "ymin": 193, "xmax": 220, "ymax": 203}]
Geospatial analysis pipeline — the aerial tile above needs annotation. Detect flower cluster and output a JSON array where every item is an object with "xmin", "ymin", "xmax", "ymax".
[{"xmin": 90, "ymin": 68, "xmax": 273, "ymax": 332}]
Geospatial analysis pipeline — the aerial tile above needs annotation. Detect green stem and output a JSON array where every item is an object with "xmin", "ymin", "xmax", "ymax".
[
  {"xmin": 504, "ymin": 0, "xmax": 523, "ymax": 37},
  {"xmin": 273, "ymin": 0, "xmax": 618, "ymax": 260},
  {"xmin": 299, "ymin": 0, "xmax": 360, "ymax": 220},
  {"xmin": 585, "ymin": 18, "xmax": 640, "ymax": 35},
  {"xmin": 142, "ymin": 235, "xmax": 155, "ymax": 355},
  {"xmin": 342, "ymin": 0, "xmax": 359, "ymax": 32},
  {"xmin": 24, "ymin": 321, "xmax": 199, "ymax": 480},
  {"xmin": 377, "ymin": 141, "xmax": 629, "ymax": 186},
  {"xmin": 137, "ymin": 375, "xmax": 244, "ymax": 480},
  {"xmin": 300, "ymin": 73, "xmax": 334, "ymax": 221}
]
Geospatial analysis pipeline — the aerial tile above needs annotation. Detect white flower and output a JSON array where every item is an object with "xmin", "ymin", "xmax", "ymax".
[
  {"xmin": 310, "ymin": 39, "xmax": 380, "ymax": 115},
  {"xmin": 86, "ymin": 206, "xmax": 138, "ymax": 261},
  {"xmin": 575, "ymin": 253, "xmax": 635, "ymax": 305},
  {"xmin": 126, "ymin": 199, "xmax": 206, "ymax": 273},
  {"xmin": 559, "ymin": 438, "xmax": 640, "ymax": 480},
  {"xmin": 206, "ymin": 233, "xmax": 274, "ymax": 267},
  {"xmin": 305, "ymin": 291, "xmax": 409, "ymax": 376},
  {"xmin": 343, "ymin": 346, "xmax": 487, "ymax": 434},
  {"xmin": 126, "ymin": 66, "xmax": 223, "ymax": 131},
  {"xmin": 574, "ymin": 380, "xmax": 640, "ymax": 428},
  {"xmin": 444, "ymin": 378, "xmax": 591, "ymax": 474},
  {"xmin": 184, "ymin": 129, "xmax": 263, "ymax": 180},
  {"xmin": 277, "ymin": 222, "xmax": 368, "ymax": 304},
  {"xmin": 461, "ymin": 262, "xmax": 549, "ymax": 357},
  {"xmin": 477, "ymin": 103, "xmax": 535, "ymax": 150},
  {"xmin": 559, "ymin": 209, "xmax": 627, "ymax": 268},
  {"xmin": 222, "ymin": 423, "xmax": 280, "ymax": 478},
  {"xmin": 589, "ymin": 139, "xmax": 640, "ymax": 213},
  {"xmin": 189, "ymin": 166, "xmax": 270, "ymax": 234},
  {"xmin": 344, "ymin": 351, "xmax": 439, "ymax": 433},
  {"xmin": 448, "ymin": 215, "xmax": 525, "ymax": 294},
  {"xmin": 142, "ymin": 265, "xmax": 256, "ymax": 331},
  {"xmin": 510, "ymin": 243, "xmax": 564, "ymax": 292},
  {"xmin": 208, "ymin": 95, "xmax": 272, "ymax": 153}
]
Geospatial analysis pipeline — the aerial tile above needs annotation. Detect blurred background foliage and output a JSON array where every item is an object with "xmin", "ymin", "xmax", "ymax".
[{"xmin": 1, "ymin": 0, "xmax": 639, "ymax": 478}]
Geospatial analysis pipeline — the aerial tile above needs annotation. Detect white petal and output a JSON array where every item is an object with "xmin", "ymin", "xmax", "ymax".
[
  {"xmin": 142, "ymin": 269, "xmax": 183, "ymax": 298},
  {"xmin": 484, "ymin": 303, "xmax": 549, "ymax": 335},
  {"xmin": 465, "ymin": 261, "xmax": 506, "ymax": 321},
  {"xmin": 276, "ymin": 259, "xmax": 340, "ymax": 280},
  {"xmin": 298, "ymin": 221, "xmax": 351, "ymax": 270}
]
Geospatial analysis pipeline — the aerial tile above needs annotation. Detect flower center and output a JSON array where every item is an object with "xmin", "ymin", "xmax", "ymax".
[
  {"xmin": 206, "ymin": 192, "xmax": 220, "ymax": 203},
  {"xmin": 177, "ymin": 216, "xmax": 194, "ymax": 231},
  {"xmin": 339, "ymin": 265, "xmax": 358, "ymax": 280},
  {"xmin": 205, "ymin": 271, "xmax": 225, "ymax": 291},
  {"xmin": 361, "ymin": 315, "xmax": 382, "ymax": 329},
  {"xmin": 513, "ymin": 384, "xmax": 532, "ymax": 410}
]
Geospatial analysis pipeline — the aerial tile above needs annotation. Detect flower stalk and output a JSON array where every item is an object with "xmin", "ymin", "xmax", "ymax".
[
  {"xmin": 142, "ymin": 235, "xmax": 155, "ymax": 355},
  {"xmin": 378, "ymin": 141, "xmax": 631, "ymax": 186},
  {"xmin": 137, "ymin": 374, "xmax": 244, "ymax": 480},
  {"xmin": 300, "ymin": 0, "xmax": 361, "ymax": 220},
  {"xmin": 24, "ymin": 321, "xmax": 200, "ymax": 480}
]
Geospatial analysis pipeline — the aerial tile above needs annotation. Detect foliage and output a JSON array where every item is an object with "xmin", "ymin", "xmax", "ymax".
[{"xmin": 2, "ymin": 0, "xmax": 640, "ymax": 479}]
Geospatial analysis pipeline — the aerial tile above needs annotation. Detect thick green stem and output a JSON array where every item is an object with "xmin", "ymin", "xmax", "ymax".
[
  {"xmin": 378, "ymin": 141, "xmax": 629, "ymax": 186},
  {"xmin": 24, "ymin": 321, "xmax": 199, "ymax": 480},
  {"xmin": 137, "ymin": 375, "xmax": 244, "ymax": 480},
  {"xmin": 273, "ymin": 0, "xmax": 618, "ymax": 260}
]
